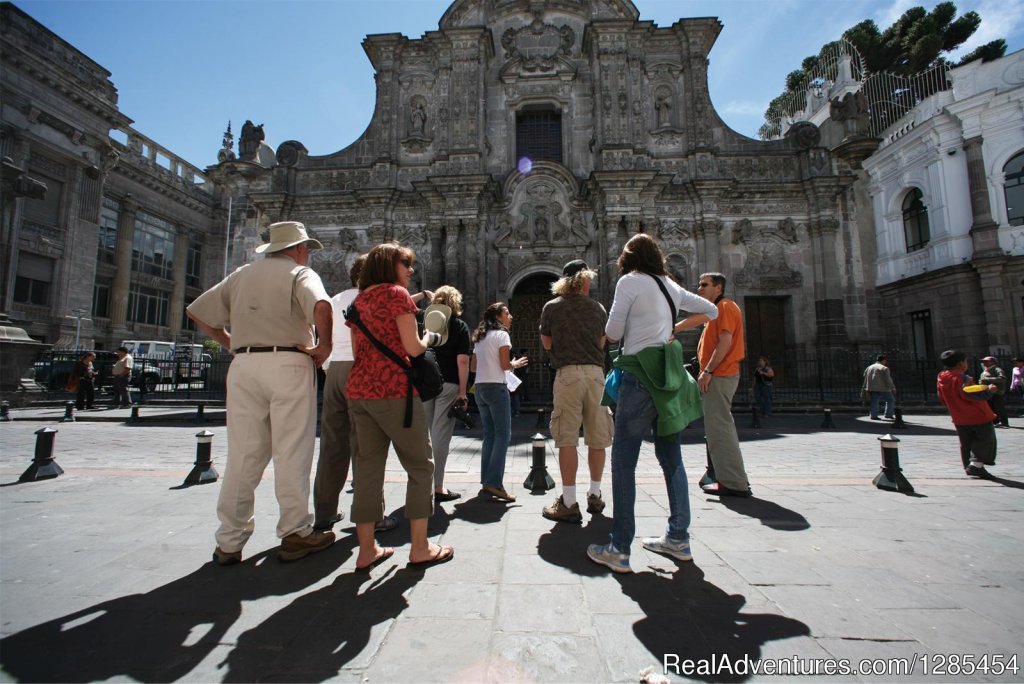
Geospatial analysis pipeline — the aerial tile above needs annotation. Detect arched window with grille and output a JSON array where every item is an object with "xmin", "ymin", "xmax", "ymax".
[
  {"xmin": 902, "ymin": 188, "xmax": 930, "ymax": 252},
  {"xmin": 1004, "ymin": 151, "xmax": 1023, "ymax": 227},
  {"xmin": 516, "ymin": 107, "xmax": 562, "ymax": 166}
]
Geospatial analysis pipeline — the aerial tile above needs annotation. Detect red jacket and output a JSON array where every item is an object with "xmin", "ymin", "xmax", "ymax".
[{"xmin": 937, "ymin": 369, "xmax": 996, "ymax": 426}]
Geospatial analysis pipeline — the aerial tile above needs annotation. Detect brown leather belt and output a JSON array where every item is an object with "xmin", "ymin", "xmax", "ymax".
[{"xmin": 234, "ymin": 346, "xmax": 305, "ymax": 353}]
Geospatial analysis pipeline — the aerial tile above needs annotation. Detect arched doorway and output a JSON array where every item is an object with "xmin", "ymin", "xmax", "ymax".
[{"xmin": 508, "ymin": 272, "xmax": 558, "ymax": 400}]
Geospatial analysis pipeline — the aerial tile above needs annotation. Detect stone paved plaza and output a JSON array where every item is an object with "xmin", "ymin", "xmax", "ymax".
[{"xmin": 1, "ymin": 408, "xmax": 1022, "ymax": 682}]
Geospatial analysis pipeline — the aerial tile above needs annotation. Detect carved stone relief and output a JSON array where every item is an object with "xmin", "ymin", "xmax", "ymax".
[{"xmin": 732, "ymin": 218, "xmax": 803, "ymax": 289}]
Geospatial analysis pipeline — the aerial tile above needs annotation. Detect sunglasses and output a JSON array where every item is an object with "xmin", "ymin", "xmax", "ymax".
[
  {"xmin": 399, "ymin": 258, "xmax": 414, "ymax": 268},
  {"xmin": 697, "ymin": 283, "xmax": 711, "ymax": 289}
]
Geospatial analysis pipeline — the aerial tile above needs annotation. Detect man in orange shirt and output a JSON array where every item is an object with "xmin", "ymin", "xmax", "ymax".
[{"xmin": 696, "ymin": 272, "xmax": 752, "ymax": 497}]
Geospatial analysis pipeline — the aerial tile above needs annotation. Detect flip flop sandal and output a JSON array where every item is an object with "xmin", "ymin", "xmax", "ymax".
[
  {"xmin": 407, "ymin": 545, "xmax": 454, "ymax": 567},
  {"xmin": 356, "ymin": 546, "xmax": 394, "ymax": 572}
]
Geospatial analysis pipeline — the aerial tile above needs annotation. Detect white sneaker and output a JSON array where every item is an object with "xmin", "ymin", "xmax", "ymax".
[
  {"xmin": 587, "ymin": 543, "xmax": 632, "ymax": 573},
  {"xmin": 641, "ymin": 535, "xmax": 693, "ymax": 562}
]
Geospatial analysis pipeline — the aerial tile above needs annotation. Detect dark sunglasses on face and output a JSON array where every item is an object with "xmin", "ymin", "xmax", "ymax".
[
  {"xmin": 400, "ymin": 258, "xmax": 414, "ymax": 268},
  {"xmin": 697, "ymin": 282, "xmax": 710, "ymax": 288}
]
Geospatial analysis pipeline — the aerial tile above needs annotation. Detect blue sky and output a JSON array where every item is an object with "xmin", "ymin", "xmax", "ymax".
[{"xmin": 16, "ymin": 0, "xmax": 1023, "ymax": 170}]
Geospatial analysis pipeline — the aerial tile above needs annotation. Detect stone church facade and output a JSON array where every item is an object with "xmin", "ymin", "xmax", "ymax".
[{"xmin": 217, "ymin": 0, "xmax": 874, "ymax": 380}]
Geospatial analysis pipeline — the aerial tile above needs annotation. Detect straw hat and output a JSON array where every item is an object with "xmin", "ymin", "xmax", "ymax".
[
  {"xmin": 423, "ymin": 303, "xmax": 452, "ymax": 346},
  {"xmin": 255, "ymin": 221, "xmax": 324, "ymax": 254}
]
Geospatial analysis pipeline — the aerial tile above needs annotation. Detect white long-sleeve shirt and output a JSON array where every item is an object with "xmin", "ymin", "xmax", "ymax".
[{"xmin": 605, "ymin": 272, "xmax": 718, "ymax": 355}]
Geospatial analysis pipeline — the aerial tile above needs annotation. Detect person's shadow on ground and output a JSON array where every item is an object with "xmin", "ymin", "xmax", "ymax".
[
  {"xmin": 711, "ymin": 496, "xmax": 811, "ymax": 531},
  {"xmin": 0, "ymin": 540, "xmax": 355, "ymax": 682},
  {"xmin": 221, "ymin": 565, "xmax": 421, "ymax": 682},
  {"xmin": 449, "ymin": 492, "xmax": 518, "ymax": 524},
  {"xmin": 537, "ymin": 521, "xmax": 810, "ymax": 683},
  {"xmin": 987, "ymin": 474, "xmax": 1024, "ymax": 490}
]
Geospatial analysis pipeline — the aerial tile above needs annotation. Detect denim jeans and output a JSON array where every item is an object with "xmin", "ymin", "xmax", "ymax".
[
  {"xmin": 753, "ymin": 382, "xmax": 773, "ymax": 416},
  {"xmin": 869, "ymin": 391, "xmax": 895, "ymax": 418},
  {"xmin": 609, "ymin": 371, "xmax": 690, "ymax": 554},
  {"xmin": 475, "ymin": 382, "xmax": 511, "ymax": 489}
]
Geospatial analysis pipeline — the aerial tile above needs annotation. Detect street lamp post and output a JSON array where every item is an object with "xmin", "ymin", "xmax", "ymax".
[{"xmin": 72, "ymin": 308, "xmax": 87, "ymax": 349}]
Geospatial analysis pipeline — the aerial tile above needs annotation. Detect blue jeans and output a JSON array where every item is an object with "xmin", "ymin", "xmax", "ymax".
[
  {"xmin": 475, "ymin": 383, "xmax": 511, "ymax": 489},
  {"xmin": 753, "ymin": 382, "xmax": 773, "ymax": 416},
  {"xmin": 870, "ymin": 391, "xmax": 895, "ymax": 419},
  {"xmin": 609, "ymin": 371, "xmax": 690, "ymax": 554}
]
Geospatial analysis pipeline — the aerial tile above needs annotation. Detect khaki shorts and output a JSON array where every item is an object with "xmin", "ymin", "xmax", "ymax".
[{"xmin": 549, "ymin": 364, "xmax": 614, "ymax": 449}]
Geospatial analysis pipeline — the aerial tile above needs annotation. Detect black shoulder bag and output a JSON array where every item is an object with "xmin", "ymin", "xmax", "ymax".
[{"xmin": 344, "ymin": 302, "xmax": 444, "ymax": 427}]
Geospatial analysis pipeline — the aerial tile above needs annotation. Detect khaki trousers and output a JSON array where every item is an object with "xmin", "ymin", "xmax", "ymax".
[
  {"xmin": 702, "ymin": 374, "xmax": 750, "ymax": 490},
  {"xmin": 216, "ymin": 351, "xmax": 317, "ymax": 552},
  {"xmin": 422, "ymin": 382, "xmax": 460, "ymax": 489},
  {"xmin": 313, "ymin": 360, "xmax": 357, "ymax": 524},
  {"xmin": 349, "ymin": 397, "xmax": 435, "ymax": 523}
]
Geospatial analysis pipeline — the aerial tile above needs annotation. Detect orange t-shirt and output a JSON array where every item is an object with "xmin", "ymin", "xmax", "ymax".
[{"xmin": 697, "ymin": 298, "xmax": 745, "ymax": 377}]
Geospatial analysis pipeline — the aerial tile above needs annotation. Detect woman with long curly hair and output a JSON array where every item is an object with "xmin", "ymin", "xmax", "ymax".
[{"xmin": 470, "ymin": 302, "xmax": 528, "ymax": 502}]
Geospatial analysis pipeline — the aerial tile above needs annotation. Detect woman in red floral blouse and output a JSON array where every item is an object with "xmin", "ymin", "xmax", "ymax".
[{"xmin": 347, "ymin": 243, "xmax": 454, "ymax": 570}]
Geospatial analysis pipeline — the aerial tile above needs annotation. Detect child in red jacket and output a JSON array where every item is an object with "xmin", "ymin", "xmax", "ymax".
[{"xmin": 936, "ymin": 349, "xmax": 999, "ymax": 478}]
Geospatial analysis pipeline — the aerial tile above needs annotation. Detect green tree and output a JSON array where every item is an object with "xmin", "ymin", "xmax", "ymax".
[{"xmin": 760, "ymin": 1, "xmax": 1006, "ymax": 139}]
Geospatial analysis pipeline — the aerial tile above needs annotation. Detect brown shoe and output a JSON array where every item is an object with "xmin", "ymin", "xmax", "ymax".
[
  {"xmin": 586, "ymin": 493, "xmax": 606, "ymax": 514},
  {"xmin": 480, "ymin": 484, "xmax": 516, "ymax": 502},
  {"xmin": 213, "ymin": 546, "xmax": 241, "ymax": 566},
  {"xmin": 542, "ymin": 495, "xmax": 582, "ymax": 523},
  {"xmin": 278, "ymin": 529, "xmax": 335, "ymax": 562}
]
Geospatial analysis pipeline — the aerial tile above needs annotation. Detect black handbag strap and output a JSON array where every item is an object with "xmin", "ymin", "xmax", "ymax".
[
  {"xmin": 345, "ymin": 302, "xmax": 416, "ymax": 427},
  {"xmin": 649, "ymin": 273, "xmax": 677, "ymax": 329}
]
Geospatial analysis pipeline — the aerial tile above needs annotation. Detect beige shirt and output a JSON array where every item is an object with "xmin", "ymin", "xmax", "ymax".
[
  {"xmin": 187, "ymin": 255, "xmax": 330, "ymax": 349},
  {"xmin": 112, "ymin": 353, "xmax": 133, "ymax": 377}
]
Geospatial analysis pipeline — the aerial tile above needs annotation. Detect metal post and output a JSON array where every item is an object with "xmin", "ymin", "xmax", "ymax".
[
  {"xmin": 195, "ymin": 401, "xmax": 205, "ymax": 424},
  {"xmin": 892, "ymin": 407, "xmax": 906, "ymax": 429},
  {"xmin": 0, "ymin": 400, "xmax": 10, "ymax": 422},
  {"xmin": 872, "ymin": 433, "xmax": 914, "ymax": 493},
  {"xmin": 534, "ymin": 407, "xmax": 547, "ymax": 429},
  {"xmin": 522, "ymin": 432, "xmax": 555, "ymax": 492},
  {"xmin": 19, "ymin": 427, "xmax": 64, "ymax": 481},
  {"xmin": 698, "ymin": 437, "xmax": 716, "ymax": 487},
  {"xmin": 820, "ymin": 407, "xmax": 835, "ymax": 428},
  {"xmin": 183, "ymin": 430, "xmax": 219, "ymax": 486},
  {"xmin": 62, "ymin": 401, "xmax": 75, "ymax": 423},
  {"xmin": 129, "ymin": 405, "xmax": 140, "ymax": 424}
]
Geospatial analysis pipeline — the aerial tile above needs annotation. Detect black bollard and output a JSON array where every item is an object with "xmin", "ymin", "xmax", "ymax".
[
  {"xmin": 698, "ymin": 437, "xmax": 716, "ymax": 487},
  {"xmin": 129, "ymin": 405, "xmax": 140, "ymax": 424},
  {"xmin": 19, "ymin": 427, "xmax": 64, "ymax": 482},
  {"xmin": 195, "ymin": 401, "xmax": 205, "ymax": 424},
  {"xmin": 183, "ymin": 430, "xmax": 219, "ymax": 486},
  {"xmin": 872, "ymin": 434, "xmax": 914, "ymax": 493},
  {"xmin": 820, "ymin": 407, "xmax": 835, "ymax": 429},
  {"xmin": 62, "ymin": 401, "xmax": 75, "ymax": 423},
  {"xmin": 523, "ymin": 432, "xmax": 556, "ymax": 493},
  {"xmin": 750, "ymin": 404, "xmax": 761, "ymax": 428},
  {"xmin": 892, "ymin": 407, "xmax": 906, "ymax": 429},
  {"xmin": 534, "ymin": 407, "xmax": 548, "ymax": 429},
  {"xmin": 0, "ymin": 400, "xmax": 10, "ymax": 422}
]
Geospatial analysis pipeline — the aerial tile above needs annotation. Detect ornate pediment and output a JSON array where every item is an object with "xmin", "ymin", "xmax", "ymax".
[
  {"xmin": 732, "ymin": 219, "xmax": 803, "ymax": 290},
  {"xmin": 500, "ymin": 14, "xmax": 575, "ymax": 74}
]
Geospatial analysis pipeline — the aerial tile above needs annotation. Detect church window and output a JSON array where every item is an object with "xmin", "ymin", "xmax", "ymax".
[
  {"xmin": 127, "ymin": 284, "xmax": 169, "ymax": 326},
  {"xmin": 132, "ymin": 211, "xmax": 176, "ymax": 279},
  {"xmin": 901, "ymin": 188, "xmax": 930, "ymax": 252},
  {"xmin": 13, "ymin": 252, "xmax": 53, "ymax": 306},
  {"xmin": 1004, "ymin": 151, "xmax": 1024, "ymax": 227},
  {"xmin": 516, "ymin": 109, "xmax": 562, "ymax": 166}
]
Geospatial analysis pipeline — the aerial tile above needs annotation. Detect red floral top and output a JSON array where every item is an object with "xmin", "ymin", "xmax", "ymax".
[{"xmin": 346, "ymin": 284, "xmax": 418, "ymax": 400}]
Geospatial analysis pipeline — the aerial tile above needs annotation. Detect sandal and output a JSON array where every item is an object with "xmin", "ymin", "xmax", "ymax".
[
  {"xmin": 408, "ymin": 545, "xmax": 454, "ymax": 567},
  {"xmin": 355, "ymin": 546, "xmax": 394, "ymax": 572},
  {"xmin": 374, "ymin": 515, "xmax": 398, "ymax": 532}
]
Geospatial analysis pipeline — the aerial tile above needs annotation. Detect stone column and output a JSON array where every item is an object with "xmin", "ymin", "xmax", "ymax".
[
  {"xmin": 444, "ymin": 220, "xmax": 460, "ymax": 286},
  {"xmin": 463, "ymin": 219, "xmax": 480, "ymax": 324},
  {"xmin": 428, "ymin": 221, "xmax": 444, "ymax": 288},
  {"xmin": 696, "ymin": 219, "xmax": 721, "ymax": 274},
  {"xmin": 808, "ymin": 217, "xmax": 848, "ymax": 346},
  {"xmin": 109, "ymin": 198, "xmax": 137, "ymax": 329},
  {"xmin": 168, "ymin": 228, "xmax": 190, "ymax": 334},
  {"xmin": 964, "ymin": 136, "xmax": 1001, "ymax": 257}
]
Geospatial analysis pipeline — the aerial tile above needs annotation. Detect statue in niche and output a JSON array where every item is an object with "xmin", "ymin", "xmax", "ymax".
[
  {"xmin": 238, "ymin": 120, "xmax": 264, "ymax": 160},
  {"xmin": 535, "ymin": 206, "xmax": 550, "ymax": 242},
  {"xmin": 550, "ymin": 205, "xmax": 568, "ymax": 242},
  {"xmin": 410, "ymin": 101, "xmax": 426, "ymax": 136},
  {"xmin": 655, "ymin": 89, "xmax": 672, "ymax": 128},
  {"xmin": 830, "ymin": 91, "xmax": 869, "ymax": 141}
]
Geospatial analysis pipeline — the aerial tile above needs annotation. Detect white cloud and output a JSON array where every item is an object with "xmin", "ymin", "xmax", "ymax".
[
  {"xmin": 949, "ymin": 0, "xmax": 1024, "ymax": 58},
  {"xmin": 875, "ymin": 0, "xmax": 916, "ymax": 28}
]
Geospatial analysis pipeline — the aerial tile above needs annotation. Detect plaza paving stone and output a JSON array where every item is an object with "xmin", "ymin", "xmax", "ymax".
[{"xmin": 0, "ymin": 406, "xmax": 1022, "ymax": 682}]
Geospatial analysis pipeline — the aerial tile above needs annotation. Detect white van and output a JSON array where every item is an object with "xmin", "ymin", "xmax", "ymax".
[{"xmin": 120, "ymin": 340, "xmax": 209, "ymax": 387}]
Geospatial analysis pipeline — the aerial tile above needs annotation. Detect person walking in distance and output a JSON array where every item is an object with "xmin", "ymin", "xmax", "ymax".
[
  {"xmin": 937, "ymin": 349, "xmax": 1000, "ymax": 479},
  {"xmin": 110, "ymin": 346, "xmax": 133, "ymax": 408},
  {"xmin": 862, "ymin": 354, "xmax": 897, "ymax": 420},
  {"xmin": 187, "ymin": 221, "xmax": 336, "ymax": 565},
  {"xmin": 752, "ymin": 355, "xmax": 774, "ymax": 417},
  {"xmin": 695, "ymin": 272, "xmax": 752, "ymax": 497},
  {"xmin": 539, "ymin": 259, "xmax": 613, "ymax": 523}
]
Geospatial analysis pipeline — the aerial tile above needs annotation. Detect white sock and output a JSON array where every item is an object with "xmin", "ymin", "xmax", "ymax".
[
  {"xmin": 589, "ymin": 481, "xmax": 601, "ymax": 497},
  {"xmin": 562, "ymin": 485, "xmax": 577, "ymax": 507}
]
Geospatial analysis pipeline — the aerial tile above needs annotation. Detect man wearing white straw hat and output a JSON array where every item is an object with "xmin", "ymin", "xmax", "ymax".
[{"xmin": 187, "ymin": 221, "xmax": 336, "ymax": 565}]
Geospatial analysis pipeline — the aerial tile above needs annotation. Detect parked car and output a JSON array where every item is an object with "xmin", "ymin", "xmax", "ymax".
[
  {"xmin": 120, "ymin": 340, "xmax": 209, "ymax": 385},
  {"xmin": 30, "ymin": 351, "xmax": 118, "ymax": 392}
]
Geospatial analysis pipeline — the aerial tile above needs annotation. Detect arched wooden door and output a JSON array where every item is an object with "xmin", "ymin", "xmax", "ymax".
[{"xmin": 508, "ymin": 273, "xmax": 557, "ymax": 400}]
